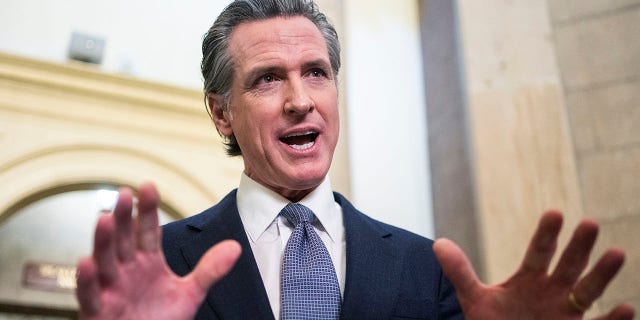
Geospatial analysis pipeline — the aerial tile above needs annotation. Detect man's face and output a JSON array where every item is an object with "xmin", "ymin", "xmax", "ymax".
[{"xmin": 212, "ymin": 16, "xmax": 339, "ymax": 201}]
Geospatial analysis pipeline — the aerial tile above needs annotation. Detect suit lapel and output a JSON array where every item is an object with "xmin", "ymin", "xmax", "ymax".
[
  {"xmin": 336, "ymin": 193, "xmax": 404, "ymax": 319},
  {"xmin": 180, "ymin": 191, "xmax": 275, "ymax": 320}
]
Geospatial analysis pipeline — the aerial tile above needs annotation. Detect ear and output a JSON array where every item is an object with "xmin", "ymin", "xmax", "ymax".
[{"xmin": 208, "ymin": 93, "xmax": 233, "ymax": 137}]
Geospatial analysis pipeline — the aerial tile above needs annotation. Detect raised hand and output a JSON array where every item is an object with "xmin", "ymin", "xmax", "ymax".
[
  {"xmin": 76, "ymin": 183, "xmax": 241, "ymax": 320},
  {"xmin": 434, "ymin": 210, "xmax": 635, "ymax": 320}
]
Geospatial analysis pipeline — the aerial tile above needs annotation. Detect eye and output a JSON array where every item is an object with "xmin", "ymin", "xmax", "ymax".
[
  {"xmin": 262, "ymin": 74, "xmax": 275, "ymax": 83},
  {"xmin": 253, "ymin": 73, "xmax": 279, "ymax": 85},
  {"xmin": 250, "ymin": 73, "xmax": 281, "ymax": 90},
  {"xmin": 309, "ymin": 68, "xmax": 327, "ymax": 78}
]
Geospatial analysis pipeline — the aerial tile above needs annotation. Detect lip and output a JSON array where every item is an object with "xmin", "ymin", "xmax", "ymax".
[
  {"xmin": 279, "ymin": 124, "xmax": 322, "ymax": 138},
  {"xmin": 281, "ymin": 129, "xmax": 317, "ymax": 139}
]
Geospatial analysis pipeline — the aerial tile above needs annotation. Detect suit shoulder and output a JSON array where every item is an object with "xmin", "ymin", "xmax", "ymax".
[
  {"xmin": 333, "ymin": 191, "xmax": 435, "ymax": 248},
  {"xmin": 367, "ymin": 213, "xmax": 434, "ymax": 246},
  {"xmin": 162, "ymin": 190, "xmax": 237, "ymax": 247},
  {"xmin": 162, "ymin": 206, "xmax": 212, "ymax": 254}
]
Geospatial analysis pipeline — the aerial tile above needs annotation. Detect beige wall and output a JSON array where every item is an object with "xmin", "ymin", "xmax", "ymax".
[
  {"xmin": 456, "ymin": 0, "xmax": 584, "ymax": 280},
  {"xmin": 440, "ymin": 0, "xmax": 639, "ymax": 315},
  {"xmin": 548, "ymin": 0, "xmax": 640, "ymax": 312},
  {"xmin": 0, "ymin": 52, "xmax": 245, "ymax": 221}
]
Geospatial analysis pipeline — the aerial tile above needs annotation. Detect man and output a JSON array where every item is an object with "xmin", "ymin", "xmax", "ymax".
[{"xmin": 76, "ymin": 0, "xmax": 635, "ymax": 319}]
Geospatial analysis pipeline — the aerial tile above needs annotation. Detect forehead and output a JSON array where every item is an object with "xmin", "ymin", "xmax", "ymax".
[{"xmin": 228, "ymin": 16, "xmax": 329, "ymax": 71}]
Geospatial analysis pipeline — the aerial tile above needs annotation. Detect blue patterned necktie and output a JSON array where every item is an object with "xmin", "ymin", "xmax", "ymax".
[{"xmin": 280, "ymin": 203, "xmax": 341, "ymax": 320}]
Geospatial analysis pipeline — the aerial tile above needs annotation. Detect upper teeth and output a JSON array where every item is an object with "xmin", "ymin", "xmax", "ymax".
[{"xmin": 285, "ymin": 130, "xmax": 315, "ymax": 138}]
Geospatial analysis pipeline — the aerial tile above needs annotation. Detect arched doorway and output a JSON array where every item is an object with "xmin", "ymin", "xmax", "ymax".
[{"xmin": 0, "ymin": 184, "xmax": 178, "ymax": 319}]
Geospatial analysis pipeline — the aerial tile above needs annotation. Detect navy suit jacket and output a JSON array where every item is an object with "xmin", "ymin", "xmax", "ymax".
[{"xmin": 163, "ymin": 190, "xmax": 462, "ymax": 319}]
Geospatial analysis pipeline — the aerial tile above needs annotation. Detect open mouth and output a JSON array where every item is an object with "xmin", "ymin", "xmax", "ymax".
[{"xmin": 280, "ymin": 131, "xmax": 319, "ymax": 150}]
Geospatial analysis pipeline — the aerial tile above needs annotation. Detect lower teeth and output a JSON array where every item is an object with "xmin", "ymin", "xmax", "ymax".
[{"xmin": 291, "ymin": 141, "xmax": 314, "ymax": 150}]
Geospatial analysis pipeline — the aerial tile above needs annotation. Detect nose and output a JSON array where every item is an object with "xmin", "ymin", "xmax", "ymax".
[{"xmin": 284, "ymin": 78, "xmax": 314, "ymax": 115}]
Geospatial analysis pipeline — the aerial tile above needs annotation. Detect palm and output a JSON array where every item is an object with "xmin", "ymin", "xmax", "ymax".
[
  {"xmin": 434, "ymin": 211, "xmax": 635, "ymax": 320},
  {"xmin": 76, "ymin": 183, "xmax": 240, "ymax": 320},
  {"xmin": 461, "ymin": 276, "xmax": 582, "ymax": 319}
]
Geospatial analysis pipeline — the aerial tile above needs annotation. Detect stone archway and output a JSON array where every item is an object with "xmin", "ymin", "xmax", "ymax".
[{"xmin": 0, "ymin": 144, "xmax": 225, "ymax": 223}]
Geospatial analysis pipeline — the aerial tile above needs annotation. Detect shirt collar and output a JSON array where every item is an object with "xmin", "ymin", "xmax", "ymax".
[{"xmin": 237, "ymin": 173, "xmax": 340, "ymax": 243}]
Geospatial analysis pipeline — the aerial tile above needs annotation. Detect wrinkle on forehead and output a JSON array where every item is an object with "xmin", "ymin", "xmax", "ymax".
[{"xmin": 229, "ymin": 16, "xmax": 328, "ymax": 65}]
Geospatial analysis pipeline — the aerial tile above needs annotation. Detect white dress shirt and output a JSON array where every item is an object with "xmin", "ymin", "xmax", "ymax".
[{"xmin": 237, "ymin": 173, "xmax": 346, "ymax": 319}]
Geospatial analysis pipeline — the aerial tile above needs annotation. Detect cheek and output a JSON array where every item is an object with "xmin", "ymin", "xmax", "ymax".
[
  {"xmin": 324, "ymin": 97, "xmax": 340, "ymax": 133},
  {"xmin": 231, "ymin": 110, "xmax": 276, "ymax": 151}
]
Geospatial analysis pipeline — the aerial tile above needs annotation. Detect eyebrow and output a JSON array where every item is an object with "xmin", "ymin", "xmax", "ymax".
[{"xmin": 301, "ymin": 59, "xmax": 332, "ymax": 75}]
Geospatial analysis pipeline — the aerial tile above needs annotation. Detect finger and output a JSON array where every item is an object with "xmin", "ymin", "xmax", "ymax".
[
  {"xmin": 189, "ymin": 240, "xmax": 242, "ymax": 293},
  {"xmin": 519, "ymin": 210, "xmax": 563, "ymax": 272},
  {"xmin": 571, "ymin": 248, "xmax": 625, "ymax": 310},
  {"xmin": 591, "ymin": 304, "xmax": 635, "ymax": 320},
  {"xmin": 550, "ymin": 219, "xmax": 598, "ymax": 285},
  {"xmin": 76, "ymin": 257, "xmax": 101, "ymax": 316},
  {"xmin": 93, "ymin": 214, "xmax": 118, "ymax": 285},
  {"xmin": 433, "ymin": 238, "xmax": 483, "ymax": 302},
  {"xmin": 136, "ymin": 182, "xmax": 161, "ymax": 252},
  {"xmin": 113, "ymin": 187, "xmax": 135, "ymax": 262}
]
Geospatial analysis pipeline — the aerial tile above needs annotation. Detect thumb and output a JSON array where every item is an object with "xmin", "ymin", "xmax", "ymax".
[
  {"xmin": 189, "ymin": 240, "xmax": 242, "ymax": 292},
  {"xmin": 433, "ymin": 238, "xmax": 482, "ymax": 302}
]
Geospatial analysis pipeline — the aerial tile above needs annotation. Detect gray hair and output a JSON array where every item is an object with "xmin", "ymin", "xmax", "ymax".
[{"xmin": 202, "ymin": 0, "xmax": 341, "ymax": 156}]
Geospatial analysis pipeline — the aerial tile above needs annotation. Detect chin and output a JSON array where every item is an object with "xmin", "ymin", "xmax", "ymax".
[{"xmin": 287, "ymin": 167, "xmax": 328, "ymax": 189}]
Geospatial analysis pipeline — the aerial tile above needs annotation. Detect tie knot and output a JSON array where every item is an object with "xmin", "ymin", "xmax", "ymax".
[{"xmin": 280, "ymin": 203, "xmax": 315, "ymax": 226}]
